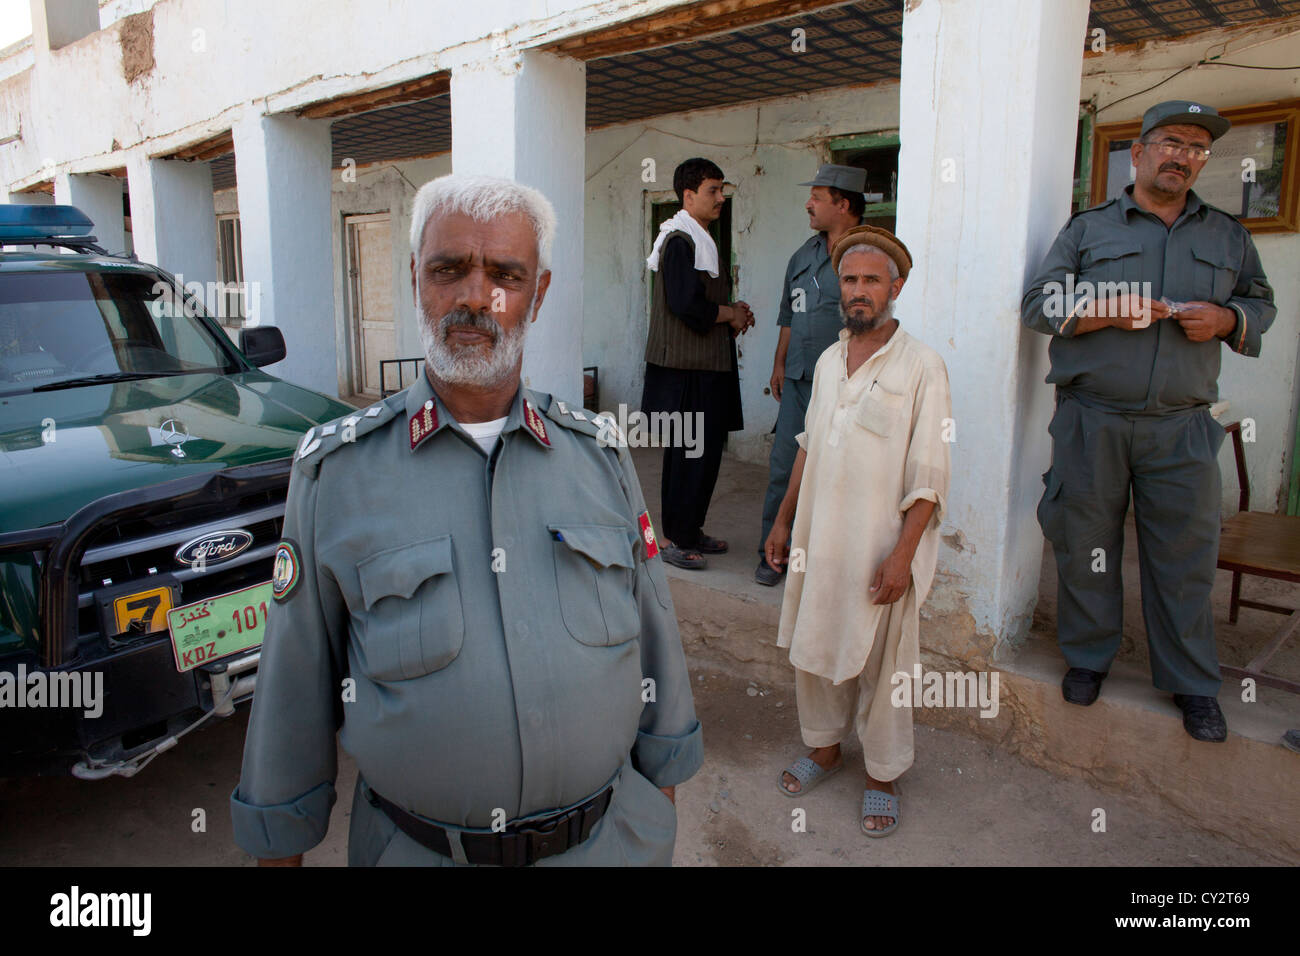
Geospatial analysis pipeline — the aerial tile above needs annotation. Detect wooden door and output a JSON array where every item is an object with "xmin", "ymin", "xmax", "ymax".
[{"xmin": 345, "ymin": 213, "xmax": 396, "ymax": 398}]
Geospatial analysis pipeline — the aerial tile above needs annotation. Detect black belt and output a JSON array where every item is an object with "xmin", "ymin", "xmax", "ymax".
[{"xmin": 366, "ymin": 783, "xmax": 614, "ymax": 866}]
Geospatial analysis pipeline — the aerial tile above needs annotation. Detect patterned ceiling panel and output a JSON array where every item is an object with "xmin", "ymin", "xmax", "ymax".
[
  {"xmin": 1089, "ymin": 0, "xmax": 1300, "ymax": 44},
  {"xmin": 587, "ymin": 0, "xmax": 902, "ymax": 128},
  {"xmin": 205, "ymin": 0, "xmax": 1299, "ymax": 188}
]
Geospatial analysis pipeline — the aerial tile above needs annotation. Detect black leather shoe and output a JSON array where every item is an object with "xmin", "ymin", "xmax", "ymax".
[
  {"xmin": 1061, "ymin": 667, "xmax": 1107, "ymax": 706},
  {"xmin": 754, "ymin": 557, "xmax": 784, "ymax": 587},
  {"xmin": 1173, "ymin": 694, "xmax": 1228, "ymax": 742}
]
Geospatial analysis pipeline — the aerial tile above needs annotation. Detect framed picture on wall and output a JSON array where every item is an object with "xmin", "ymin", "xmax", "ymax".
[{"xmin": 1090, "ymin": 97, "xmax": 1300, "ymax": 234}]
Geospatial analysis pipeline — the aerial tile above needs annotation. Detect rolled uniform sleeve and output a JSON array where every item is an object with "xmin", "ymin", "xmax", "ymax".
[
  {"xmin": 898, "ymin": 358, "xmax": 953, "ymax": 523},
  {"xmin": 612, "ymin": 444, "xmax": 703, "ymax": 788},
  {"xmin": 1223, "ymin": 235, "xmax": 1276, "ymax": 358},
  {"xmin": 1021, "ymin": 221, "xmax": 1086, "ymax": 338},
  {"xmin": 230, "ymin": 462, "xmax": 347, "ymax": 858}
]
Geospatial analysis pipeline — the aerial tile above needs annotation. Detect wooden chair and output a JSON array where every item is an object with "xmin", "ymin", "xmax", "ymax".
[{"xmin": 1216, "ymin": 421, "xmax": 1300, "ymax": 694}]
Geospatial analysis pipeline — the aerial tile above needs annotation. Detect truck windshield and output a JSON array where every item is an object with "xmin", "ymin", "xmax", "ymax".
[{"xmin": 0, "ymin": 270, "xmax": 238, "ymax": 395}]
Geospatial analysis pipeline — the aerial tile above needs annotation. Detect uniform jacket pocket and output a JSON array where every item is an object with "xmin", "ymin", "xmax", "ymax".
[
  {"xmin": 854, "ymin": 385, "xmax": 906, "ymax": 438},
  {"xmin": 789, "ymin": 263, "xmax": 820, "ymax": 309},
  {"xmin": 354, "ymin": 534, "xmax": 464, "ymax": 680},
  {"xmin": 549, "ymin": 523, "xmax": 640, "ymax": 647},
  {"xmin": 1190, "ymin": 243, "xmax": 1239, "ymax": 303},
  {"xmin": 1080, "ymin": 238, "xmax": 1143, "ymax": 289}
]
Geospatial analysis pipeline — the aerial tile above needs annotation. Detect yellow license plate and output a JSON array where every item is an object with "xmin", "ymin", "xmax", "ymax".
[{"xmin": 111, "ymin": 586, "xmax": 174, "ymax": 636}]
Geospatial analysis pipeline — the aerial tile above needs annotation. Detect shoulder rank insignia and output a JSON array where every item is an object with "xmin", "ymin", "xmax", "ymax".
[
  {"xmin": 295, "ymin": 401, "xmax": 398, "ymax": 477},
  {"xmin": 523, "ymin": 398, "xmax": 551, "ymax": 447},
  {"xmin": 592, "ymin": 412, "xmax": 625, "ymax": 447},
  {"xmin": 296, "ymin": 427, "xmax": 321, "ymax": 460},
  {"xmin": 554, "ymin": 399, "xmax": 588, "ymax": 422},
  {"xmin": 271, "ymin": 539, "xmax": 301, "ymax": 601},
  {"xmin": 409, "ymin": 399, "xmax": 439, "ymax": 451},
  {"xmin": 638, "ymin": 511, "xmax": 660, "ymax": 560}
]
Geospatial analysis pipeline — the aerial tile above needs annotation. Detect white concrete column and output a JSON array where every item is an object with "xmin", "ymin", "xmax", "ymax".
[
  {"xmin": 30, "ymin": 0, "xmax": 99, "ymax": 52},
  {"xmin": 451, "ymin": 51, "xmax": 585, "ymax": 401},
  {"xmin": 894, "ymin": 0, "xmax": 1090, "ymax": 648},
  {"xmin": 2, "ymin": 191, "xmax": 54, "ymax": 205},
  {"xmin": 54, "ymin": 172, "xmax": 125, "ymax": 253},
  {"xmin": 126, "ymin": 154, "xmax": 218, "ymax": 285},
  {"xmin": 232, "ymin": 113, "xmax": 337, "ymax": 395}
]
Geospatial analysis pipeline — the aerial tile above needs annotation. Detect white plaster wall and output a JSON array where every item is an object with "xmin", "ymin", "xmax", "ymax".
[
  {"xmin": 0, "ymin": 0, "xmax": 686, "ymax": 191},
  {"xmin": 451, "ymin": 50, "xmax": 586, "ymax": 401},
  {"xmin": 217, "ymin": 154, "xmax": 454, "ymax": 396},
  {"xmin": 329, "ymin": 156, "xmax": 451, "ymax": 395},
  {"xmin": 583, "ymin": 82, "xmax": 902, "ymax": 462}
]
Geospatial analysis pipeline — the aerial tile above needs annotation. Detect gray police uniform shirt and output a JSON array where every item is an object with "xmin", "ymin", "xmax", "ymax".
[
  {"xmin": 778, "ymin": 233, "xmax": 846, "ymax": 382},
  {"xmin": 230, "ymin": 373, "xmax": 703, "ymax": 865},
  {"xmin": 1021, "ymin": 186, "xmax": 1275, "ymax": 413}
]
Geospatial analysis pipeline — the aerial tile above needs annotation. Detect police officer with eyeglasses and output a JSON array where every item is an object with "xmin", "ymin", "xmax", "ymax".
[{"xmin": 1021, "ymin": 101, "xmax": 1276, "ymax": 741}]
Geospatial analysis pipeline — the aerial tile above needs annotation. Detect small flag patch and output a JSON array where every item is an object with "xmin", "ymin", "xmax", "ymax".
[{"xmin": 638, "ymin": 511, "xmax": 659, "ymax": 560}]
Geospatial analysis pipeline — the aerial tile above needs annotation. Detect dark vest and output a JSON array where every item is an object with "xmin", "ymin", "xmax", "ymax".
[{"xmin": 645, "ymin": 230, "xmax": 732, "ymax": 372}]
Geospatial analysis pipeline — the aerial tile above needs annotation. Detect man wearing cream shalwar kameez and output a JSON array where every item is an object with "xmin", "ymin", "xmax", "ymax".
[{"xmin": 765, "ymin": 225, "xmax": 950, "ymax": 836}]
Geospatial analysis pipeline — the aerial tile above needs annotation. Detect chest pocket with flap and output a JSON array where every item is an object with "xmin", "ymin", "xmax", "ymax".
[
  {"xmin": 1190, "ymin": 243, "xmax": 1239, "ymax": 303},
  {"xmin": 549, "ymin": 523, "xmax": 640, "ymax": 647},
  {"xmin": 1080, "ymin": 238, "xmax": 1143, "ymax": 283},
  {"xmin": 854, "ymin": 384, "xmax": 907, "ymax": 439},
  {"xmin": 354, "ymin": 534, "xmax": 464, "ymax": 681},
  {"xmin": 789, "ymin": 262, "xmax": 820, "ymax": 310}
]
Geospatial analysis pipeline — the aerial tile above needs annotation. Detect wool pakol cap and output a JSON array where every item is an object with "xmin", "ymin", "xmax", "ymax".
[
  {"xmin": 1140, "ymin": 100, "xmax": 1231, "ymax": 141},
  {"xmin": 832, "ymin": 224, "xmax": 912, "ymax": 280},
  {"xmin": 798, "ymin": 163, "xmax": 868, "ymax": 193}
]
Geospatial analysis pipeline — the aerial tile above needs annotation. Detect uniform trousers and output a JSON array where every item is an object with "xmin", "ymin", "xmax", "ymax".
[
  {"xmin": 759, "ymin": 376, "xmax": 814, "ymax": 552},
  {"xmin": 1037, "ymin": 392, "xmax": 1225, "ymax": 696},
  {"xmin": 795, "ymin": 596, "xmax": 914, "ymax": 783}
]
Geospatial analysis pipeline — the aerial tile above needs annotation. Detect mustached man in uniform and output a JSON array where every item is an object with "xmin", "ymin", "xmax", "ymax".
[
  {"xmin": 1022, "ymin": 101, "xmax": 1276, "ymax": 741},
  {"xmin": 231, "ymin": 175, "xmax": 703, "ymax": 866}
]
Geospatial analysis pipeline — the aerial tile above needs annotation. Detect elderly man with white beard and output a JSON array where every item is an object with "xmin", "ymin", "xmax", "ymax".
[
  {"xmin": 231, "ymin": 174, "xmax": 702, "ymax": 867},
  {"xmin": 765, "ymin": 225, "xmax": 951, "ymax": 838}
]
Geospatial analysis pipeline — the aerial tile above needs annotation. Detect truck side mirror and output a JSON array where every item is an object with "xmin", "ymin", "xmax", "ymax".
[{"xmin": 238, "ymin": 327, "xmax": 286, "ymax": 367}]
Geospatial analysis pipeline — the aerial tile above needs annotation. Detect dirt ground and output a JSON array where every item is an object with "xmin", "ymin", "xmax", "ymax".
[{"xmin": 1, "ymin": 667, "xmax": 1288, "ymax": 867}]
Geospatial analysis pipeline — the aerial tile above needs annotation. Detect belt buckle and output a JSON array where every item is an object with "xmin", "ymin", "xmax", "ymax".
[{"xmin": 513, "ymin": 811, "xmax": 569, "ymax": 864}]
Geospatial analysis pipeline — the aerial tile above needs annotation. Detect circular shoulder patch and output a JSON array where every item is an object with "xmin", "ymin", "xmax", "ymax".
[{"xmin": 271, "ymin": 539, "xmax": 301, "ymax": 601}]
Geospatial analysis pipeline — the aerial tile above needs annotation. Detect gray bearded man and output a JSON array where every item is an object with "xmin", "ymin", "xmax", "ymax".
[
  {"xmin": 765, "ymin": 225, "xmax": 952, "ymax": 837},
  {"xmin": 231, "ymin": 174, "xmax": 702, "ymax": 866}
]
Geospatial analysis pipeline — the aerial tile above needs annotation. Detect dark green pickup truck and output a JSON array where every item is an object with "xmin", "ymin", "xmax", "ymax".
[{"xmin": 0, "ymin": 205, "xmax": 353, "ymax": 776}]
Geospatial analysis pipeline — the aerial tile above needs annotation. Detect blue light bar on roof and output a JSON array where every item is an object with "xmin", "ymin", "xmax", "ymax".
[{"xmin": 0, "ymin": 204, "xmax": 95, "ymax": 240}]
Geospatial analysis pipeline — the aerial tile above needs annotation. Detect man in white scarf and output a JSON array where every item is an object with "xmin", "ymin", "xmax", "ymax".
[{"xmin": 641, "ymin": 158, "xmax": 753, "ymax": 570}]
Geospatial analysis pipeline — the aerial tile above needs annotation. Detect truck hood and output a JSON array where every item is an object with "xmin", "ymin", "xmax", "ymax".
[{"xmin": 0, "ymin": 371, "xmax": 354, "ymax": 533}]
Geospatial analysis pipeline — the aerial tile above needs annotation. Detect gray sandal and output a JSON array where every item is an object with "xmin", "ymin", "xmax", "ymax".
[
  {"xmin": 861, "ymin": 788, "xmax": 899, "ymax": 837},
  {"xmin": 777, "ymin": 756, "xmax": 842, "ymax": 797}
]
